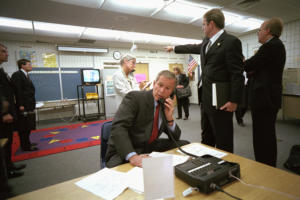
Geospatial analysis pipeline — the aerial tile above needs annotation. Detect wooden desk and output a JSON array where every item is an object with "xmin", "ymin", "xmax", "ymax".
[{"xmin": 9, "ymin": 143, "xmax": 300, "ymax": 200}]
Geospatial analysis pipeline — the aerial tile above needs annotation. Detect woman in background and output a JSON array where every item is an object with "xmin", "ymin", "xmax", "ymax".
[{"xmin": 173, "ymin": 66, "xmax": 190, "ymax": 120}]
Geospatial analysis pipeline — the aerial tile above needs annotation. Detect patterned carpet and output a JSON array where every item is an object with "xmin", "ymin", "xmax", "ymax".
[{"xmin": 12, "ymin": 119, "xmax": 111, "ymax": 162}]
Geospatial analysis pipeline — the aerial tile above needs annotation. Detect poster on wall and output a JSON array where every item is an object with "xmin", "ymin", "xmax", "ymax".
[
  {"xmin": 18, "ymin": 50, "xmax": 37, "ymax": 67},
  {"xmin": 105, "ymin": 80, "xmax": 115, "ymax": 96},
  {"xmin": 43, "ymin": 53, "xmax": 57, "ymax": 67}
]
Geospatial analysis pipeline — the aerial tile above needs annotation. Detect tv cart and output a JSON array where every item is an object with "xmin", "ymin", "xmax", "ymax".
[{"xmin": 77, "ymin": 84, "xmax": 106, "ymax": 121}]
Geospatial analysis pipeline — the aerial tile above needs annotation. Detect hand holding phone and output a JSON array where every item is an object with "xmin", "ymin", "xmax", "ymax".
[{"xmin": 158, "ymin": 95, "xmax": 175, "ymax": 123}]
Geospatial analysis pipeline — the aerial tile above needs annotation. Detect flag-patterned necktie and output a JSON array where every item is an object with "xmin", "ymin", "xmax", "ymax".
[{"xmin": 149, "ymin": 104, "xmax": 160, "ymax": 143}]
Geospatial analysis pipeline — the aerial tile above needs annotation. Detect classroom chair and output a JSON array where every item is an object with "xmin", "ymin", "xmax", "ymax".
[{"xmin": 100, "ymin": 120, "xmax": 113, "ymax": 168}]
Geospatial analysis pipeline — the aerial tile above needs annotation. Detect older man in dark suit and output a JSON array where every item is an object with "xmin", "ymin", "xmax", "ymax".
[
  {"xmin": 165, "ymin": 9, "xmax": 244, "ymax": 153},
  {"xmin": 105, "ymin": 70, "xmax": 189, "ymax": 168},
  {"xmin": 0, "ymin": 43, "xmax": 25, "ymax": 179},
  {"xmin": 245, "ymin": 18, "xmax": 286, "ymax": 167},
  {"xmin": 11, "ymin": 59, "xmax": 38, "ymax": 151}
]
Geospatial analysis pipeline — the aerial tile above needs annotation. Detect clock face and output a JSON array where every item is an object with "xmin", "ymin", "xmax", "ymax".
[{"xmin": 113, "ymin": 51, "xmax": 121, "ymax": 60}]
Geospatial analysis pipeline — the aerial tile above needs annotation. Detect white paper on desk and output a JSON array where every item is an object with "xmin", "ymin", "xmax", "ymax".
[
  {"xmin": 142, "ymin": 156, "xmax": 174, "ymax": 200},
  {"xmin": 177, "ymin": 143, "xmax": 227, "ymax": 158},
  {"xmin": 75, "ymin": 168, "xmax": 127, "ymax": 200},
  {"xmin": 126, "ymin": 167, "xmax": 144, "ymax": 193},
  {"xmin": 149, "ymin": 152, "xmax": 189, "ymax": 166}
]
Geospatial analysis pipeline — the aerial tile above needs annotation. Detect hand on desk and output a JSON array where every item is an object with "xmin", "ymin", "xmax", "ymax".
[{"xmin": 129, "ymin": 154, "xmax": 150, "ymax": 167}]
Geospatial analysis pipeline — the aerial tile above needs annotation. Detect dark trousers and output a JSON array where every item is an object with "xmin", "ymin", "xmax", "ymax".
[
  {"xmin": 251, "ymin": 108, "xmax": 278, "ymax": 167},
  {"xmin": 0, "ymin": 123, "xmax": 13, "ymax": 169},
  {"xmin": 18, "ymin": 129, "xmax": 31, "ymax": 150},
  {"xmin": 17, "ymin": 113, "xmax": 36, "ymax": 150},
  {"xmin": 106, "ymin": 139, "xmax": 190, "ymax": 168},
  {"xmin": 177, "ymin": 97, "xmax": 189, "ymax": 118},
  {"xmin": 201, "ymin": 108, "xmax": 234, "ymax": 153}
]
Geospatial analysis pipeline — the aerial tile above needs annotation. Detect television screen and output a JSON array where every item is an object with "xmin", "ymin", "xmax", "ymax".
[{"xmin": 81, "ymin": 69, "xmax": 100, "ymax": 85}]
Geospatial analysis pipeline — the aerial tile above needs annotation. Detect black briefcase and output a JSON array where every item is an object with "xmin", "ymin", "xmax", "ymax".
[{"xmin": 284, "ymin": 145, "xmax": 300, "ymax": 174}]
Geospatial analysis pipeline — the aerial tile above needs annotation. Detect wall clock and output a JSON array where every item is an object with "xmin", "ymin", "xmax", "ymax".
[{"xmin": 113, "ymin": 51, "xmax": 121, "ymax": 60}]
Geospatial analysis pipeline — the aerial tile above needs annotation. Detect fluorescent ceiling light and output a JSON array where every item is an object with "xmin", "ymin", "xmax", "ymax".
[
  {"xmin": 223, "ymin": 11, "xmax": 243, "ymax": 26},
  {"xmin": 108, "ymin": 0, "xmax": 165, "ymax": 10},
  {"xmin": 0, "ymin": 17, "xmax": 32, "ymax": 29},
  {"xmin": 57, "ymin": 46, "xmax": 108, "ymax": 53},
  {"xmin": 83, "ymin": 28, "xmax": 126, "ymax": 40},
  {"xmin": 233, "ymin": 17, "xmax": 264, "ymax": 31},
  {"xmin": 34, "ymin": 21, "xmax": 84, "ymax": 34},
  {"xmin": 164, "ymin": 1, "xmax": 208, "ymax": 19}
]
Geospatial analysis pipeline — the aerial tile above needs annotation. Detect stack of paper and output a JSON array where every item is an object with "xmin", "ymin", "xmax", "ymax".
[
  {"xmin": 75, "ymin": 168, "xmax": 127, "ymax": 200},
  {"xmin": 75, "ymin": 152, "xmax": 191, "ymax": 199},
  {"xmin": 177, "ymin": 143, "xmax": 227, "ymax": 158}
]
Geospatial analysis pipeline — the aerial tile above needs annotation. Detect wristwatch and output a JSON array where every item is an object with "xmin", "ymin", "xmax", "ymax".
[{"xmin": 113, "ymin": 51, "xmax": 121, "ymax": 60}]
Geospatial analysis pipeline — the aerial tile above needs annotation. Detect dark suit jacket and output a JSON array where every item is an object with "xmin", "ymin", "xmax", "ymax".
[
  {"xmin": 177, "ymin": 74, "xmax": 189, "ymax": 87},
  {"xmin": 105, "ymin": 89, "xmax": 181, "ymax": 162},
  {"xmin": 11, "ymin": 70, "xmax": 36, "ymax": 131},
  {"xmin": 176, "ymin": 73, "xmax": 189, "ymax": 99},
  {"xmin": 0, "ymin": 67, "xmax": 16, "ymax": 137},
  {"xmin": 245, "ymin": 37, "xmax": 286, "ymax": 110},
  {"xmin": 11, "ymin": 70, "xmax": 36, "ymax": 111},
  {"xmin": 175, "ymin": 31, "xmax": 244, "ymax": 113}
]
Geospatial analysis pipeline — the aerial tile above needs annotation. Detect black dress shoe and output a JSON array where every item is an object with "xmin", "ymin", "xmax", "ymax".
[
  {"xmin": 31, "ymin": 142, "xmax": 38, "ymax": 146},
  {"xmin": 183, "ymin": 117, "xmax": 188, "ymax": 120},
  {"xmin": 10, "ymin": 163, "xmax": 26, "ymax": 170},
  {"xmin": 8, "ymin": 170, "xmax": 24, "ymax": 178},
  {"xmin": 176, "ymin": 117, "xmax": 182, "ymax": 119},
  {"xmin": 24, "ymin": 146, "xmax": 39, "ymax": 151}
]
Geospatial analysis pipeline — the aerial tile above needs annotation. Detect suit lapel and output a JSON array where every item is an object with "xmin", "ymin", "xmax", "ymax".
[
  {"xmin": 206, "ymin": 31, "xmax": 226, "ymax": 56},
  {"xmin": 145, "ymin": 90, "xmax": 155, "ymax": 138}
]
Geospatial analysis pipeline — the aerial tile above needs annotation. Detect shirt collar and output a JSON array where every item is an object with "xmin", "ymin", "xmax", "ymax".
[
  {"xmin": 265, "ymin": 36, "xmax": 274, "ymax": 44},
  {"xmin": 209, "ymin": 29, "xmax": 224, "ymax": 46},
  {"xmin": 20, "ymin": 68, "xmax": 27, "ymax": 76}
]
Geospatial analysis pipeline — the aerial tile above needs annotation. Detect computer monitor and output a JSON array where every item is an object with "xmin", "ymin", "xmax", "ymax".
[{"xmin": 81, "ymin": 69, "xmax": 100, "ymax": 85}]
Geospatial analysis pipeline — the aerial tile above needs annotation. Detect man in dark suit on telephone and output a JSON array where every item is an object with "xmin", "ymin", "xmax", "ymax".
[
  {"xmin": 11, "ymin": 59, "xmax": 38, "ymax": 151},
  {"xmin": 165, "ymin": 8, "xmax": 244, "ymax": 153},
  {"xmin": 105, "ymin": 70, "xmax": 189, "ymax": 168},
  {"xmin": 244, "ymin": 18, "xmax": 286, "ymax": 167}
]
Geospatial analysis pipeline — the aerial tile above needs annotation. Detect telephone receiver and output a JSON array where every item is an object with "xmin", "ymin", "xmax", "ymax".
[{"xmin": 158, "ymin": 92, "xmax": 175, "ymax": 109}]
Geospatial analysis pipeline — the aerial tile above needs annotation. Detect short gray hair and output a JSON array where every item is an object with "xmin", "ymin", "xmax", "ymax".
[{"xmin": 120, "ymin": 54, "xmax": 136, "ymax": 65}]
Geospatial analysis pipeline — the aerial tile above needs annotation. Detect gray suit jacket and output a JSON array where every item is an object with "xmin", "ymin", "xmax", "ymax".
[
  {"xmin": 175, "ymin": 31, "xmax": 244, "ymax": 113},
  {"xmin": 105, "ymin": 89, "xmax": 181, "ymax": 164}
]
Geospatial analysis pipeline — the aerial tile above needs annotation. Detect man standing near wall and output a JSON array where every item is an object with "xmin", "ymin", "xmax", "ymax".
[
  {"xmin": 0, "ymin": 43, "xmax": 26, "ymax": 178},
  {"xmin": 11, "ymin": 59, "xmax": 38, "ymax": 151},
  {"xmin": 244, "ymin": 18, "xmax": 286, "ymax": 167},
  {"xmin": 165, "ymin": 9, "xmax": 244, "ymax": 153}
]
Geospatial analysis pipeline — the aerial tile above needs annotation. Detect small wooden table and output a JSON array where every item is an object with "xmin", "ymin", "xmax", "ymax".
[{"xmin": 9, "ymin": 143, "xmax": 300, "ymax": 200}]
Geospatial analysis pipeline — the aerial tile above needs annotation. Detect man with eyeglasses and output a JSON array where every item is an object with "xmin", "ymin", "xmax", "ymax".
[
  {"xmin": 244, "ymin": 18, "xmax": 286, "ymax": 167},
  {"xmin": 0, "ymin": 43, "xmax": 26, "ymax": 181}
]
